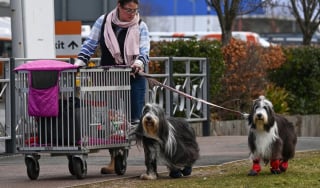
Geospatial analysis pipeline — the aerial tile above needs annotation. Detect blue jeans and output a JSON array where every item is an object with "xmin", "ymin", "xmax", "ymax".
[{"xmin": 130, "ymin": 75, "xmax": 146, "ymax": 122}]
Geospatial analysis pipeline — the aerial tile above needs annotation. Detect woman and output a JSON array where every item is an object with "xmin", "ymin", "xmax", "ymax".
[{"xmin": 75, "ymin": 0, "xmax": 150, "ymax": 174}]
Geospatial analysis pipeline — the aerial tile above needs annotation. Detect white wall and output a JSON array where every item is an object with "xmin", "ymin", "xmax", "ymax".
[
  {"xmin": 144, "ymin": 15, "xmax": 221, "ymax": 32},
  {"xmin": 22, "ymin": 0, "xmax": 55, "ymax": 58},
  {"xmin": 0, "ymin": 17, "xmax": 11, "ymax": 38}
]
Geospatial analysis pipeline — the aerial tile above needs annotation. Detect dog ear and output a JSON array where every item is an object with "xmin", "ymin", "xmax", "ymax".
[
  {"xmin": 247, "ymin": 113, "xmax": 253, "ymax": 126},
  {"xmin": 267, "ymin": 106, "xmax": 275, "ymax": 126},
  {"xmin": 247, "ymin": 101, "xmax": 256, "ymax": 126},
  {"xmin": 132, "ymin": 120, "xmax": 144, "ymax": 145}
]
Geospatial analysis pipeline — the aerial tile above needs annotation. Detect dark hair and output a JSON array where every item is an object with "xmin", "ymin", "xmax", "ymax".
[{"xmin": 118, "ymin": 0, "xmax": 139, "ymax": 7}]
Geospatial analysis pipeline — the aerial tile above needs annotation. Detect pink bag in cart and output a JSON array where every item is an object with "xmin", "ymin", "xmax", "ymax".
[
  {"xmin": 14, "ymin": 60, "xmax": 78, "ymax": 117},
  {"xmin": 28, "ymin": 70, "xmax": 60, "ymax": 117}
]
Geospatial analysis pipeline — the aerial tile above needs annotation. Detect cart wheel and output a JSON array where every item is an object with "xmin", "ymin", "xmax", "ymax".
[
  {"xmin": 114, "ymin": 150, "xmax": 128, "ymax": 175},
  {"xmin": 72, "ymin": 157, "xmax": 87, "ymax": 179},
  {"xmin": 25, "ymin": 158, "xmax": 40, "ymax": 180},
  {"xmin": 67, "ymin": 156, "xmax": 75, "ymax": 175}
]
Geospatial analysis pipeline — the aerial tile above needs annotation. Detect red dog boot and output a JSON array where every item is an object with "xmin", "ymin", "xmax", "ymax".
[
  {"xmin": 248, "ymin": 159, "xmax": 261, "ymax": 176},
  {"xmin": 280, "ymin": 160, "xmax": 289, "ymax": 172},
  {"xmin": 270, "ymin": 159, "xmax": 281, "ymax": 174}
]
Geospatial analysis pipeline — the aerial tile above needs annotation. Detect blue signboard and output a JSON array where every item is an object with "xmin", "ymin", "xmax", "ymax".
[{"xmin": 139, "ymin": 0, "xmax": 265, "ymax": 16}]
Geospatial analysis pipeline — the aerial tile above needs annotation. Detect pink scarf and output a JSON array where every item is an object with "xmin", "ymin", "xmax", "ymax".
[{"xmin": 104, "ymin": 8, "xmax": 140, "ymax": 65}]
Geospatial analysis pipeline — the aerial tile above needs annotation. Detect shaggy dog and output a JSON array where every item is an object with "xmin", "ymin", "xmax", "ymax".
[
  {"xmin": 247, "ymin": 96, "xmax": 297, "ymax": 176},
  {"xmin": 133, "ymin": 103, "xmax": 200, "ymax": 180}
]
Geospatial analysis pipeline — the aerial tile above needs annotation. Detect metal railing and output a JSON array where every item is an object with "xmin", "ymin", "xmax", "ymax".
[
  {"xmin": 147, "ymin": 57, "xmax": 209, "ymax": 121},
  {"xmin": 0, "ymin": 58, "xmax": 10, "ymax": 142},
  {"xmin": 0, "ymin": 57, "xmax": 210, "ymax": 154}
]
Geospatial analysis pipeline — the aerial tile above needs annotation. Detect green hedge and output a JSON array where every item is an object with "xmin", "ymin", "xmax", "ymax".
[
  {"xmin": 151, "ymin": 40, "xmax": 320, "ymax": 115},
  {"xmin": 268, "ymin": 46, "xmax": 320, "ymax": 115}
]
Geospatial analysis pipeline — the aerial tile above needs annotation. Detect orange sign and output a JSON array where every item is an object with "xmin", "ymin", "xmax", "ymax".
[{"xmin": 55, "ymin": 21, "xmax": 82, "ymax": 58}]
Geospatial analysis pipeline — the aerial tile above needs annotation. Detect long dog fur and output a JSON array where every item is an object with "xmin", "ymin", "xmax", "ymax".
[
  {"xmin": 247, "ymin": 96, "xmax": 297, "ymax": 176},
  {"xmin": 133, "ymin": 103, "xmax": 200, "ymax": 180}
]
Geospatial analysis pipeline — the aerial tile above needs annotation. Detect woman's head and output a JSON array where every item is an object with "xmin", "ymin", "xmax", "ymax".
[
  {"xmin": 117, "ymin": 0, "xmax": 139, "ymax": 22},
  {"xmin": 118, "ymin": 0, "xmax": 139, "ymax": 7}
]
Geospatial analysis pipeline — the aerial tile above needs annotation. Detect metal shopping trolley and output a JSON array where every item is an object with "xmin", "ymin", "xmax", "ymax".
[{"xmin": 14, "ymin": 60, "xmax": 132, "ymax": 180}]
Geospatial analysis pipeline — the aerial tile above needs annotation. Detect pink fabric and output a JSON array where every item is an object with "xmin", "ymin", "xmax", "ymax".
[
  {"xmin": 28, "ymin": 81, "xmax": 59, "ymax": 117},
  {"xmin": 15, "ymin": 60, "xmax": 77, "ymax": 117},
  {"xmin": 104, "ymin": 8, "xmax": 140, "ymax": 65},
  {"xmin": 77, "ymin": 136, "xmax": 126, "ymax": 145},
  {"xmin": 14, "ymin": 60, "xmax": 78, "ymax": 71}
]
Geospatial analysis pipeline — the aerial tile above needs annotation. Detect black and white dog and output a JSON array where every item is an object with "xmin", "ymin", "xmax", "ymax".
[
  {"xmin": 247, "ymin": 96, "xmax": 297, "ymax": 176},
  {"xmin": 133, "ymin": 103, "xmax": 200, "ymax": 180}
]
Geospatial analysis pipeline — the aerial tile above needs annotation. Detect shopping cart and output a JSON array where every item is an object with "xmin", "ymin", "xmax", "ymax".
[{"xmin": 14, "ymin": 60, "xmax": 132, "ymax": 180}]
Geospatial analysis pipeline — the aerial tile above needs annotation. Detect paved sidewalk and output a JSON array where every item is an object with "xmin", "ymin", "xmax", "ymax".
[{"xmin": 1, "ymin": 136, "xmax": 320, "ymax": 188}]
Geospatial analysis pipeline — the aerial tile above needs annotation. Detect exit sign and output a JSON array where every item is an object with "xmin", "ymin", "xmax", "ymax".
[{"xmin": 55, "ymin": 21, "xmax": 82, "ymax": 58}]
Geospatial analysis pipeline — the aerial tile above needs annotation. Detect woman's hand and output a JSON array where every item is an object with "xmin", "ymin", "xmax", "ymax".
[
  {"xmin": 131, "ymin": 59, "xmax": 144, "ymax": 77},
  {"xmin": 74, "ymin": 59, "xmax": 86, "ymax": 67}
]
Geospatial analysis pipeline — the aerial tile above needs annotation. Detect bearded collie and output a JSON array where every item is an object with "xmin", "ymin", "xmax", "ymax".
[
  {"xmin": 133, "ymin": 103, "xmax": 200, "ymax": 180},
  {"xmin": 247, "ymin": 96, "xmax": 297, "ymax": 176}
]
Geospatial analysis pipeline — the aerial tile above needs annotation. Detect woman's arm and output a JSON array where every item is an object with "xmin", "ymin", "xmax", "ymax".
[
  {"xmin": 77, "ymin": 15, "xmax": 105, "ymax": 64},
  {"xmin": 138, "ymin": 21, "xmax": 150, "ymax": 65}
]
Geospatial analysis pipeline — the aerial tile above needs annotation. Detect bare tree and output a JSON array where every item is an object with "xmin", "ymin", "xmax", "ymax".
[
  {"xmin": 289, "ymin": 0, "xmax": 320, "ymax": 45},
  {"xmin": 262, "ymin": 0, "xmax": 320, "ymax": 45},
  {"xmin": 205, "ymin": 0, "xmax": 272, "ymax": 46}
]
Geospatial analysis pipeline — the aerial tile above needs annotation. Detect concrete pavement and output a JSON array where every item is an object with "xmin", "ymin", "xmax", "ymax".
[{"xmin": 1, "ymin": 136, "xmax": 320, "ymax": 188}]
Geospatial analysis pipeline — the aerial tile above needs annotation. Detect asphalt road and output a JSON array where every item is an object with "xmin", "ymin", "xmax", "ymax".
[{"xmin": 1, "ymin": 136, "xmax": 320, "ymax": 188}]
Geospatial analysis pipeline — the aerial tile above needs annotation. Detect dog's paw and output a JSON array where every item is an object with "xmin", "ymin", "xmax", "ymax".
[
  {"xmin": 181, "ymin": 167, "xmax": 192, "ymax": 176},
  {"xmin": 248, "ymin": 169, "xmax": 259, "ymax": 176},
  {"xmin": 280, "ymin": 161, "xmax": 288, "ymax": 172},
  {"xmin": 169, "ymin": 170, "xmax": 183, "ymax": 178},
  {"xmin": 140, "ymin": 173, "xmax": 157, "ymax": 180},
  {"xmin": 270, "ymin": 168, "xmax": 282, "ymax": 174}
]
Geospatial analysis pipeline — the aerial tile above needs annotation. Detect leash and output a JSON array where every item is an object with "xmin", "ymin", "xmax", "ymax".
[{"xmin": 138, "ymin": 71, "xmax": 249, "ymax": 119}]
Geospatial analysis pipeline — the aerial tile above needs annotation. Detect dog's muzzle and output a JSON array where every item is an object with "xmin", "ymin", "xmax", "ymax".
[
  {"xmin": 142, "ymin": 113, "xmax": 159, "ymax": 139},
  {"xmin": 255, "ymin": 113, "xmax": 264, "ymax": 120},
  {"xmin": 143, "ymin": 115, "xmax": 156, "ymax": 126},
  {"xmin": 254, "ymin": 112, "xmax": 267, "ymax": 131},
  {"xmin": 144, "ymin": 115, "xmax": 153, "ymax": 122}
]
